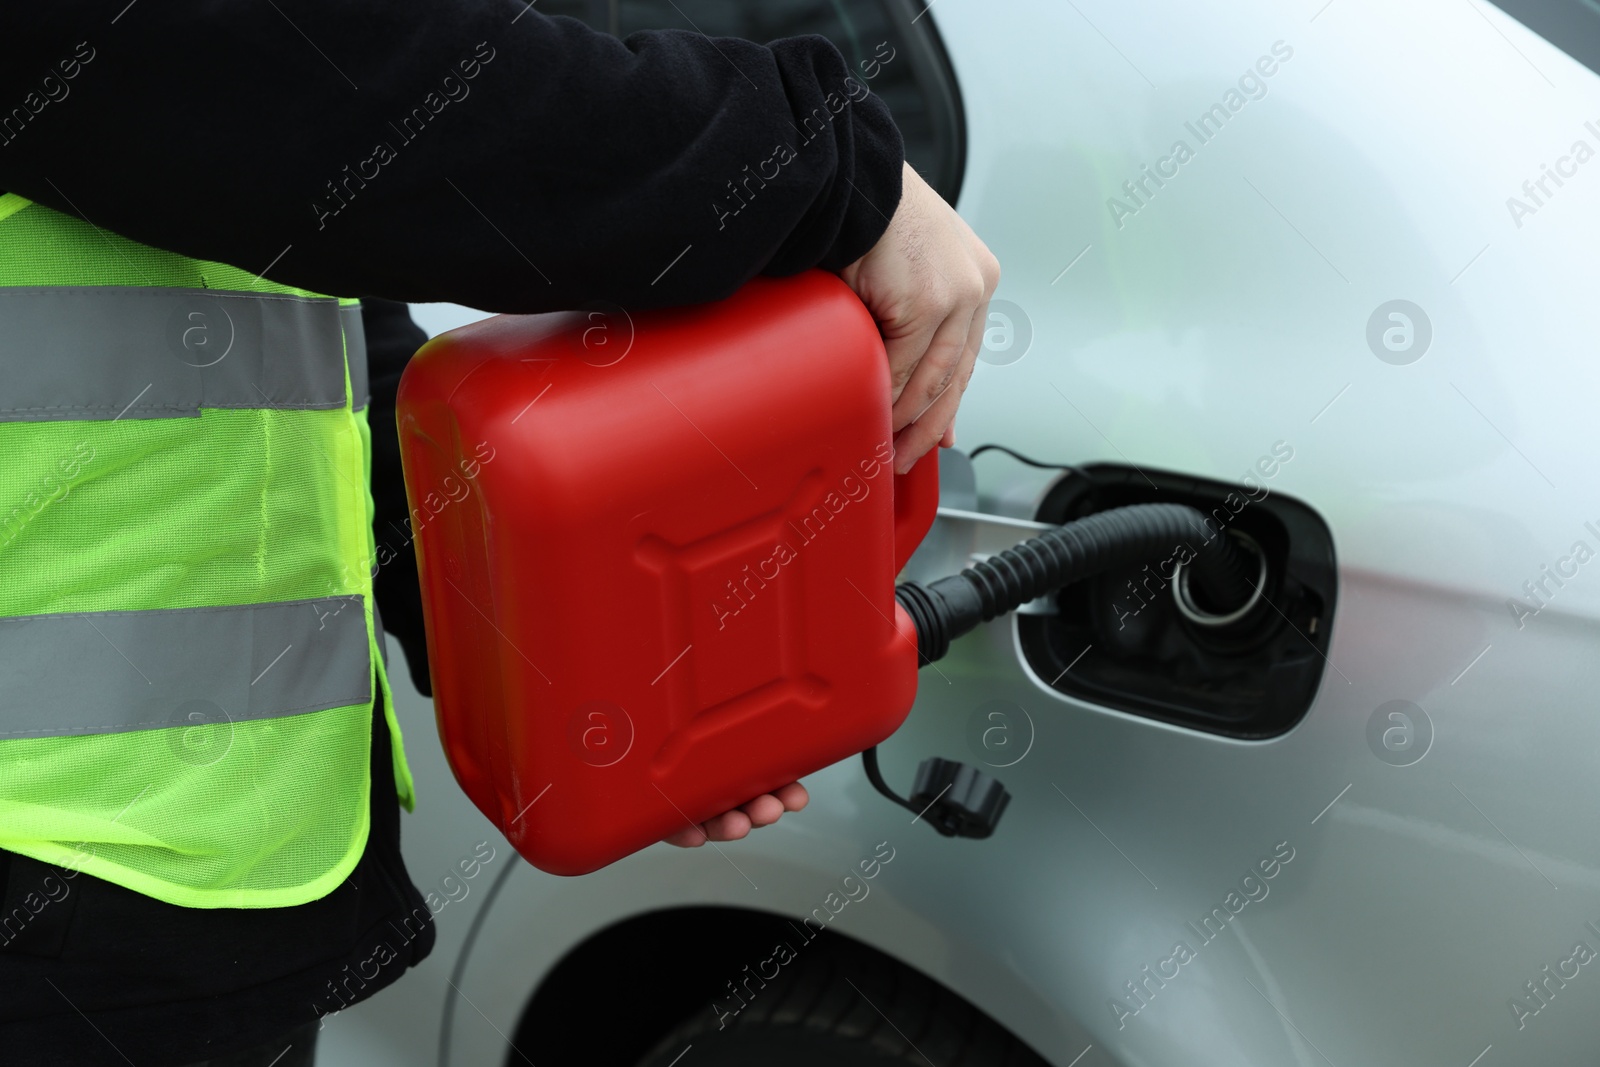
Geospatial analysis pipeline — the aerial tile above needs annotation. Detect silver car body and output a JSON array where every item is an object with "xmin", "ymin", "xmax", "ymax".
[{"xmin": 326, "ymin": 1, "xmax": 1600, "ymax": 1063}]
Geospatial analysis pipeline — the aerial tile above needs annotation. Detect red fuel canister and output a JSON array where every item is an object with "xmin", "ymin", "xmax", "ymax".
[{"xmin": 395, "ymin": 270, "xmax": 939, "ymax": 875}]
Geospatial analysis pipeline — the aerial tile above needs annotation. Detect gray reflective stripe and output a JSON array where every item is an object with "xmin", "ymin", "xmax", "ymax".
[
  {"xmin": 0, "ymin": 286, "xmax": 348, "ymax": 422},
  {"xmin": 342, "ymin": 303, "xmax": 369, "ymax": 412},
  {"xmin": 0, "ymin": 596, "xmax": 371, "ymax": 738}
]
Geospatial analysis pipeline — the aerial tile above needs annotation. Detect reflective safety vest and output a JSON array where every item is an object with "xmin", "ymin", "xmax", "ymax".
[{"xmin": 0, "ymin": 193, "xmax": 414, "ymax": 909}]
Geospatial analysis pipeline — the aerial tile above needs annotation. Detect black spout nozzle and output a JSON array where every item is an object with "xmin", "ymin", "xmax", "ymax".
[{"xmin": 897, "ymin": 502, "xmax": 1259, "ymax": 666}]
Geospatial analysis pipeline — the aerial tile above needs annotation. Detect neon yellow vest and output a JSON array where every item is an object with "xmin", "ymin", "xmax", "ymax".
[{"xmin": 0, "ymin": 194, "xmax": 415, "ymax": 908}]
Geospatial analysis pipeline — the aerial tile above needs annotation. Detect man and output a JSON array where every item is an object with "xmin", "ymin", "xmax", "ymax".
[{"xmin": 0, "ymin": 3, "xmax": 998, "ymax": 1063}]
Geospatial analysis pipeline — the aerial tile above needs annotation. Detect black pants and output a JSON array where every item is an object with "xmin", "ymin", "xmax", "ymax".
[{"xmin": 0, "ymin": 690, "xmax": 435, "ymax": 1066}]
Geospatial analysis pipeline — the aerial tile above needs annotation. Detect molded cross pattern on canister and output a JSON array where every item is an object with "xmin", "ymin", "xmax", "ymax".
[{"xmin": 396, "ymin": 271, "xmax": 939, "ymax": 875}]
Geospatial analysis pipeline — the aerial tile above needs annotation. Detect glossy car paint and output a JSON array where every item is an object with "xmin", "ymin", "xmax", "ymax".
[{"xmin": 326, "ymin": 2, "xmax": 1600, "ymax": 1064}]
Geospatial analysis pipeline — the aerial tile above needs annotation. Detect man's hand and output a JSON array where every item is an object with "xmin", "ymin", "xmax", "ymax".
[
  {"xmin": 663, "ymin": 782, "xmax": 809, "ymax": 847},
  {"xmin": 838, "ymin": 162, "xmax": 1001, "ymax": 473}
]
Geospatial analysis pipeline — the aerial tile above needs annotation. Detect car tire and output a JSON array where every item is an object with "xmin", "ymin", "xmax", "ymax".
[{"xmin": 632, "ymin": 932, "xmax": 1049, "ymax": 1067}]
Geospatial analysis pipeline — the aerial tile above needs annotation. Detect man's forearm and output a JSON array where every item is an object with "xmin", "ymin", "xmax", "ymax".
[{"xmin": 0, "ymin": 1, "xmax": 904, "ymax": 311}]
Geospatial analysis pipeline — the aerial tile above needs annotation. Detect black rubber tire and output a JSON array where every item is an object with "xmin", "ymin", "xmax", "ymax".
[{"xmin": 631, "ymin": 932, "xmax": 1050, "ymax": 1067}]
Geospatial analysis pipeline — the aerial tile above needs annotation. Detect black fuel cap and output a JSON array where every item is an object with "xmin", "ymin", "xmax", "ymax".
[{"xmin": 909, "ymin": 758, "xmax": 1010, "ymax": 839}]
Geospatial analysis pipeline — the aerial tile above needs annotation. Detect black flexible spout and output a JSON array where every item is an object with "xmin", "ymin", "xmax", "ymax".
[{"xmin": 895, "ymin": 503, "xmax": 1258, "ymax": 665}]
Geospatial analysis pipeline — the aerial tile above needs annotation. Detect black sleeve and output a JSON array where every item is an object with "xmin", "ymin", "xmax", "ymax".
[
  {"xmin": 0, "ymin": 2, "xmax": 904, "ymax": 312},
  {"xmin": 363, "ymin": 299, "xmax": 434, "ymax": 697}
]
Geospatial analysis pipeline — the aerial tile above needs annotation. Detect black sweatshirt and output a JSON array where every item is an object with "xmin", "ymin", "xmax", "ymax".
[
  {"xmin": 0, "ymin": 1, "xmax": 904, "ymax": 311},
  {"xmin": 368, "ymin": 298, "xmax": 438, "ymax": 698},
  {"xmin": 0, "ymin": 3, "xmax": 906, "ymax": 1062}
]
